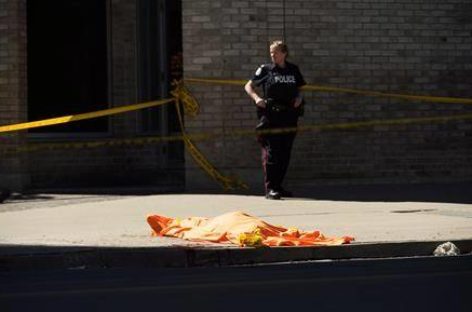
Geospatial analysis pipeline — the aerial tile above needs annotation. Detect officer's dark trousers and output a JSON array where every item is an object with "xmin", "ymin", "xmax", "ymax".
[{"xmin": 258, "ymin": 131, "xmax": 296, "ymax": 193}]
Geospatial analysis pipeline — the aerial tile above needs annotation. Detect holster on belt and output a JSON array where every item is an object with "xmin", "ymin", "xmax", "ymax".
[
  {"xmin": 267, "ymin": 99, "xmax": 289, "ymax": 112},
  {"xmin": 256, "ymin": 98, "xmax": 303, "ymax": 130}
]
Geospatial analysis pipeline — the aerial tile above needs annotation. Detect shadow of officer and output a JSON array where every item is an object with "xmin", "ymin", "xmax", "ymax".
[{"xmin": 0, "ymin": 188, "xmax": 11, "ymax": 203}]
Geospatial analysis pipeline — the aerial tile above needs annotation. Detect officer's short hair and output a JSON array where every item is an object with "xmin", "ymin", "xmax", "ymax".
[{"xmin": 270, "ymin": 40, "xmax": 289, "ymax": 56}]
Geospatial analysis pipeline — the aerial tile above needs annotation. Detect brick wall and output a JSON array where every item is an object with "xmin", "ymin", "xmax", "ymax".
[
  {"xmin": 182, "ymin": 0, "xmax": 472, "ymax": 192},
  {"xmin": 0, "ymin": 0, "xmax": 29, "ymax": 190},
  {"xmin": 0, "ymin": 0, "xmax": 184, "ymax": 191}
]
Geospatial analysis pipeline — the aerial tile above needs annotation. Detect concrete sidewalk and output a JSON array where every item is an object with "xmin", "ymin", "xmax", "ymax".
[{"xmin": 0, "ymin": 188, "xmax": 471, "ymax": 270}]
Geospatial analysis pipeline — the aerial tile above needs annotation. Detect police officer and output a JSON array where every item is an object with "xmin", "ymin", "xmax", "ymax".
[{"xmin": 244, "ymin": 40, "xmax": 306, "ymax": 200}]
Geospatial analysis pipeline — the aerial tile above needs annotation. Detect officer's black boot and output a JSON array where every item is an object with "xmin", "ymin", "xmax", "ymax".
[{"xmin": 265, "ymin": 189, "xmax": 281, "ymax": 200}]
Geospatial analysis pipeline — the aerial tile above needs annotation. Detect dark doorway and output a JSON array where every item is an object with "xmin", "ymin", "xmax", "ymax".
[
  {"xmin": 27, "ymin": 0, "xmax": 108, "ymax": 133},
  {"xmin": 137, "ymin": 0, "xmax": 182, "ymax": 134}
]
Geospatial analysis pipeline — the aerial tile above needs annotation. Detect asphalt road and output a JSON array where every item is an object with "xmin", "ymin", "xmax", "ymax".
[{"xmin": 1, "ymin": 255, "xmax": 471, "ymax": 312}]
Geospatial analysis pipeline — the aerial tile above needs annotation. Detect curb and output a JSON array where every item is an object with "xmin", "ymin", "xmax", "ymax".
[{"xmin": 1, "ymin": 240, "xmax": 471, "ymax": 271}]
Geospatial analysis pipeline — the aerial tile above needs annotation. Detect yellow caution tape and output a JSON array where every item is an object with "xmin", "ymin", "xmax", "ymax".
[
  {"xmin": 174, "ymin": 99, "xmax": 248, "ymax": 191},
  {"xmin": 224, "ymin": 113, "xmax": 472, "ymax": 137},
  {"xmin": 4, "ymin": 113, "xmax": 471, "ymax": 156},
  {"xmin": 185, "ymin": 77, "xmax": 472, "ymax": 105},
  {"xmin": 2, "ymin": 78, "xmax": 471, "ymax": 135},
  {"xmin": 302, "ymin": 85, "xmax": 472, "ymax": 105},
  {"xmin": 2, "ymin": 78, "xmax": 471, "ymax": 191},
  {"xmin": 299, "ymin": 113, "xmax": 472, "ymax": 132},
  {"xmin": 185, "ymin": 77, "xmax": 248, "ymax": 87},
  {"xmin": 0, "ymin": 79, "xmax": 246, "ymax": 190},
  {"xmin": 170, "ymin": 80, "xmax": 200, "ymax": 117},
  {"xmin": 0, "ymin": 99, "xmax": 174, "ymax": 134},
  {"xmin": 6, "ymin": 134, "xmax": 186, "ymax": 154}
]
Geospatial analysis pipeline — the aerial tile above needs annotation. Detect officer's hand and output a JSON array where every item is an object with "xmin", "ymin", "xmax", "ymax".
[
  {"xmin": 255, "ymin": 98, "xmax": 266, "ymax": 108},
  {"xmin": 293, "ymin": 97, "xmax": 303, "ymax": 108}
]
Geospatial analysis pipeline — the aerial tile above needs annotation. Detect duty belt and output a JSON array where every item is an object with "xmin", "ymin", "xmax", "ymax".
[{"xmin": 265, "ymin": 98, "xmax": 292, "ymax": 112}]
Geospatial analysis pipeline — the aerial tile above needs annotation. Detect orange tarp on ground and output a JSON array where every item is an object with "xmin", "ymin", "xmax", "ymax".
[{"xmin": 147, "ymin": 211, "xmax": 354, "ymax": 247}]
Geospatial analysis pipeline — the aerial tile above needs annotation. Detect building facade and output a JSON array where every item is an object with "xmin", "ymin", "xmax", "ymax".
[
  {"xmin": 1, "ymin": 0, "xmax": 184, "ymax": 191},
  {"xmin": 1, "ymin": 0, "xmax": 471, "ymax": 192},
  {"xmin": 182, "ymin": 0, "xmax": 472, "ymax": 192}
]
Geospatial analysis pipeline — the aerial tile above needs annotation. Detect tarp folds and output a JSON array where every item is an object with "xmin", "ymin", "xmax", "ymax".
[{"xmin": 147, "ymin": 211, "xmax": 354, "ymax": 247}]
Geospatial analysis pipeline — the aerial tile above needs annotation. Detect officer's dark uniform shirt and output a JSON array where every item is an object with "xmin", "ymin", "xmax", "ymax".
[{"xmin": 251, "ymin": 61, "xmax": 306, "ymax": 126}]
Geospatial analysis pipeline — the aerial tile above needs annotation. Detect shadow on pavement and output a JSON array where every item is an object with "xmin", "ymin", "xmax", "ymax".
[
  {"xmin": 292, "ymin": 182, "xmax": 472, "ymax": 204},
  {"xmin": 3, "ymin": 181, "xmax": 471, "ymax": 205},
  {"xmin": 9, "ymin": 194, "xmax": 55, "ymax": 201}
]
